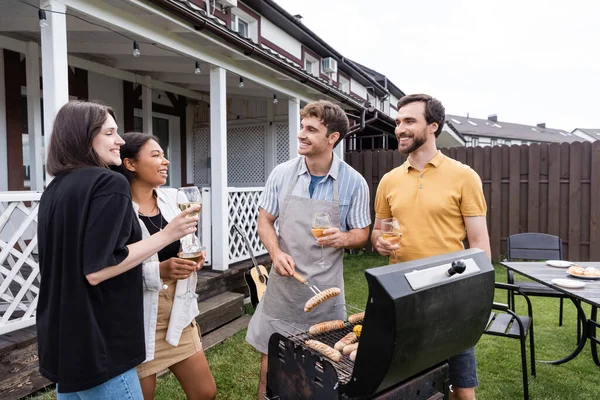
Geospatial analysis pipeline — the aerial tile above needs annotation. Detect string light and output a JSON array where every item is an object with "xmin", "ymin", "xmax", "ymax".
[
  {"xmin": 195, "ymin": 61, "xmax": 201, "ymax": 75},
  {"xmin": 239, "ymin": 77, "xmax": 244, "ymax": 88},
  {"xmin": 38, "ymin": 9, "xmax": 48, "ymax": 28},
  {"xmin": 273, "ymin": 94, "xmax": 278, "ymax": 104},
  {"xmin": 133, "ymin": 41, "xmax": 141, "ymax": 58}
]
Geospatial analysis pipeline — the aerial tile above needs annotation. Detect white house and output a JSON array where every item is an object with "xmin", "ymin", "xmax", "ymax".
[
  {"xmin": 572, "ymin": 128, "xmax": 600, "ymax": 142},
  {"xmin": 0, "ymin": 0, "xmax": 413, "ymax": 335}
]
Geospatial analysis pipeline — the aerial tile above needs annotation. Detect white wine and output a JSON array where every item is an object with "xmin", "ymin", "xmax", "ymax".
[
  {"xmin": 178, "ymin": 251, "xmax": 204, "ymax": 264},
  {"xmin": 178, "ymin": 202, "xmax": 202, "ymax": 217},
  {"xmin": 382, "ymin": 232, "xmax": 402, "ymax": 245}
]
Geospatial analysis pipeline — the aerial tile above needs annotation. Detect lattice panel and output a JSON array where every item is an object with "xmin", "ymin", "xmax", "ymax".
[
  {"xmin": 276, "ymin": 123, "xmax": 290, "ymax": 164},
  {"xmin": 193, "ymin": 126, "xmax": 210, "ymax": 186},
  {"xmin": 228, "ymin": 124, "xmax": 266, "ymax": 186},
  {"xmin": 228, "ymin": 189, "xmax": 267, "ymax": 263},
  {"xmin": 0, "ymin": 193, "xmax": 42, "ymax": 335}
]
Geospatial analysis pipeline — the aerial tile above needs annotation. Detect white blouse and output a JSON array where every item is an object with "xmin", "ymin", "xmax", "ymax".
[{"xmin": 132, "ymin": 188, "xmax": 200, "ymax": 363}]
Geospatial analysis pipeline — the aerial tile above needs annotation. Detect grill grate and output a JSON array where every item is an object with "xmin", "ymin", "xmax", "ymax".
[{"xmin": 286, "ymin": 321, "xmax": 362, "ymax": 385}]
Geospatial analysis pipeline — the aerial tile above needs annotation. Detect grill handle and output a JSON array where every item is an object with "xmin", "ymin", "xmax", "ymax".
[
  {"xmin": 292, "ymin": 271, "xmax": 308, "ymax": 284},
  {"xmin": 445, "ymin": 260, "xmax": 467, "ymax": 277}
]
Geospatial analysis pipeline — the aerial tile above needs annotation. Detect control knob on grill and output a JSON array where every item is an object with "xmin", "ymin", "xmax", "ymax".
[{"xmin": 446, "ymin": 260, "xmax": 467, "ymax": 277}]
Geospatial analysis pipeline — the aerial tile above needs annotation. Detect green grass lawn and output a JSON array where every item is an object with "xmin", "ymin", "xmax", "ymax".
[{"xmin": 31, "ymin": 252, "xmax": 598, "ymax": 399}]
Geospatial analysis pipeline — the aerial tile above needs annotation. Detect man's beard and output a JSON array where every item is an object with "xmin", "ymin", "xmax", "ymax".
[{"xmin": 398, "ymin": 134, "xmax": 427, "ymax": 154}]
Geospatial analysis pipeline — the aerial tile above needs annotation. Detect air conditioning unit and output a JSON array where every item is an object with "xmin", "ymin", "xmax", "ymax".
[
  {"xmin": 216, "ymin": 0, "xmax": 238, "ymax": 9},
  {"xmin": 322, "ymin": 57, "xmax": 338, "ymax": 74}
]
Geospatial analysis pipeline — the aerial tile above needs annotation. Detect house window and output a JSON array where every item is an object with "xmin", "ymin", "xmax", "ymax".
[
  {"xmin": 303, "ymin": 51, "xmax": 320, "ymax": 77},
  {"xmin": 305, "ymin": 60, "xmax": 314, "ymax": 75},
  {"xmin": 233, "ymin": 15, "xmax": 249, "ymax": 38},
  {"xmin": 472, "ymin": 137, "xmax": 479, "ymax": 146},
  {"xmin": 339, "ymin": 75, "xmax": 350, "ymax": 94}
]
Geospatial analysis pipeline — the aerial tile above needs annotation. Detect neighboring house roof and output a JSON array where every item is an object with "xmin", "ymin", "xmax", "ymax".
[
  {"xmin": 445, "ymin": 115, "xmax": 583, "ymax": 143},
  {"xmin": 350, "ymin": 61, "xmax": 406, "ymax": 99},
  {"xmin": 573, "ymin": 128, "xmax": 600, "ymax": 138}
]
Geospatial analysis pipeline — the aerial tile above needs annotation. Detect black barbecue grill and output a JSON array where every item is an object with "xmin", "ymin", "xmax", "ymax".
[{"xmin": 266, "ymin": 248, "xmax": 495, "ymax": 400}]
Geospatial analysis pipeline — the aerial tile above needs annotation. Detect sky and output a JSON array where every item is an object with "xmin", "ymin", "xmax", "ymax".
[{"xmin": 273, "ymin": 0, "xmax": 600, "ymax": 131}]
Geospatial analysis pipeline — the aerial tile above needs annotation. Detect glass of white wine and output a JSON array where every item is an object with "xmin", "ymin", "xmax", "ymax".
[
  {"xmin": 312, "ymin": 212, "xmax": 332, "ymax": 269},
  {"xmin": 381, "ymin": 217, "xmax": 402, "ymax": 264},
  {"xmin": 176, "ymin": 186, "xmax": 204, "ymax": 255}
]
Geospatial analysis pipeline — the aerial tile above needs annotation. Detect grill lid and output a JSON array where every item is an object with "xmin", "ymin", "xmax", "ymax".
[{"xmin": 343, "ymin": 248, "xmax": 495, "ymax": 397}]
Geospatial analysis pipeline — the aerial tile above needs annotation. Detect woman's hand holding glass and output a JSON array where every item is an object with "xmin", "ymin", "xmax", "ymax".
[{"xmin": 161, "ymin": 206, "xmax": 201, "ymax": 243}]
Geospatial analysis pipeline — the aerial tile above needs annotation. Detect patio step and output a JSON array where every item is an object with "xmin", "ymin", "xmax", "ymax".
[{"xmin": 195, "ymin": 291, "xmax": 244, "ymax": 335}]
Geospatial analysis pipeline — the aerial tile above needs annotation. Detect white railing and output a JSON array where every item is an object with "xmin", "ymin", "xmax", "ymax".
[
  {"xmin": 0, "ymin": 191, "xmax": 42, "ymax": 335},
  {"xmin": 228, "ymin": 187, "xmax": 267, "ymax": 264}
]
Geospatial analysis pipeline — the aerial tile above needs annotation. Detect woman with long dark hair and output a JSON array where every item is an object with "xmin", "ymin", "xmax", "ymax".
[
  {"xmin": 36, "ymin": 101, "xmax": 200, "ymax": 399},
  {"xmin": 114, "ymin": 132, "xmax": 216, "ymax": 400}
]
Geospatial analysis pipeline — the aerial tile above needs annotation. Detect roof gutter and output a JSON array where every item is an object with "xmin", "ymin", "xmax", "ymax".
[{"xmin": 148, "ymin": 0, "xmax": 394, "ymax": 121}]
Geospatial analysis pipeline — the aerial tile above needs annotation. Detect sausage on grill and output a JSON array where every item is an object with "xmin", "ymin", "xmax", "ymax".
[
  {"xmin": 342, "ymin": 342, "xmax": 359, "ymax": 355},
  {"xmin": 304, "ymin": 287, "xmax": 341, "ymax": 312},
  {"xmin": 348, "ymin": 312, "xmax": 365, "ymax": 324},
  {"xmin": 334, "ymin": 332, "xmax": 358, "ymax": 351},
  {"xmin": 349, "ymin": 349, "xmax": 358, "ymax": 361},
  {"xmin": 305, "ymin": 339, "xmax": 342, "ymax": 362},
  {"xmin": 309, "ymin": 320, "xmax": 344, "ymax": 335}
]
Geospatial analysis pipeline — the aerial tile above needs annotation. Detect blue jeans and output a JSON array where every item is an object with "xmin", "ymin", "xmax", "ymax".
[{"xmin": 56, "ymin": 368, "xmax": 143, "ymax": 400}]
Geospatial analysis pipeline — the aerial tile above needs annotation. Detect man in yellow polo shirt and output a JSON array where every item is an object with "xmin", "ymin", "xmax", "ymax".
[{"xmin": 371, "ymin": 93, "xmax": 491, "ymax": 400}]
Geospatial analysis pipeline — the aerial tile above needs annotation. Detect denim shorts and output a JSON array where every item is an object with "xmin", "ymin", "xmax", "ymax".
[
  {"xmin": 56, "ymin": 368, "xmax": 143, "ymax": 400},
  {"xmin": 448, "ymin": 347, "xmax": 479, "ymax": 389}
]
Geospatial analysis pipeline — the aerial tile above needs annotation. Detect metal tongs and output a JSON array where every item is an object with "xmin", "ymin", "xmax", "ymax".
[{"xmin": 292, "ymin": 271, "xmax": 322, "ymax": 295}]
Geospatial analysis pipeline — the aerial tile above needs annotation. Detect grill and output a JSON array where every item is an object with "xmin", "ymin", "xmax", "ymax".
[{"xmin": 265, "ymin": 248, "xmax": 495, "ymax": 400}]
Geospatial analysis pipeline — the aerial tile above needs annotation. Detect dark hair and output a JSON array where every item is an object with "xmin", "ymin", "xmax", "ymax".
[
  {"xmin": 300, "ymin": 100, "xmax": 349, "ymax": 146},
  {"xmin": 397, "ymin": 94, "xmax": 445, "ymax": 137},
  {"xmin": 46, "ymin": 101, "xmax": 118, "ymax": 176},
  {"xmin": 113, "ymin": 132, "xmax": 161, "ymax": 182}
]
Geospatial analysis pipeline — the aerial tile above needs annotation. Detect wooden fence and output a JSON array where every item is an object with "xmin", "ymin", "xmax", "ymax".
[{"xmin": 345, "ymin": 141, "xmax": 600, "ymax": 261}]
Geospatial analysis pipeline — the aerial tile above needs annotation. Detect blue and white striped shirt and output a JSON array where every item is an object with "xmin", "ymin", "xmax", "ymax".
[{"xmin": 258, "ymin": 154, "xmax": 371, "ymax": 231}]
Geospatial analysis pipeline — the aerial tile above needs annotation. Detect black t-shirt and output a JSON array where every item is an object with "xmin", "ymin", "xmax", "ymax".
[
  {"xmin": 36, "ymin": 167, "xmax": 144, "ymax": 393},
  {"xmin": 139, "ymin": 212, "xmax": 179, "ymax": 262}
]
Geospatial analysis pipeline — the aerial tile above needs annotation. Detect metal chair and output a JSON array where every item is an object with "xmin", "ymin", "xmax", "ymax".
[
  {"xmin": 484, "ymin": 283, "xmax": 536, "ymax": 400},
  {"xmin": 506, "ymin": 233, "xmax": 567, "ymax": 325}
]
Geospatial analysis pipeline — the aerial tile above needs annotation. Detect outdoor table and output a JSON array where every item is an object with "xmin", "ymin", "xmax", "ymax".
[{"xmin": 500, "ymin": 261, "xmax": 599, "ymax": 366}]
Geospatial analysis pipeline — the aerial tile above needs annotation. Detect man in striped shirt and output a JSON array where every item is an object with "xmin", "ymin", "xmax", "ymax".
[{"xmin": 245, "ymin": 100, "xmax": 371, "ymax": 399}]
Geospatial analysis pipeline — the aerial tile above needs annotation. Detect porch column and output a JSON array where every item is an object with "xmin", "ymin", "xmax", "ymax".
[
  {"xmin": 210, "ymin": 66, "xmax": 228, "ymax": 271},
  {"xmin": 26, "ymin": 42, "xmax": 43, "ymax": 191},
  {"xmin": 141, "ymin": 75, "xmax": 152, "ymax": 134},
  {"xmin": 40, "ymin": 0, "xmax": 69, "ymax": 180},
  {"xmin": 264, "ymin": 99, "xmax": 276, "ymax": 176},
  {"xmin": 288, "ymin": 98, "xmax": 299, "ymax": 159},
  {"xmin": 0, "ymin": 50, "xmax": 7, "ymax": 191}
]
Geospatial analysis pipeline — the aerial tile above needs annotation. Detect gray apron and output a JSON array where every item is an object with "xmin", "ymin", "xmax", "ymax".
[{"xmin": 246, "ymin": 158, "xmax": 346, "ymax": 354}]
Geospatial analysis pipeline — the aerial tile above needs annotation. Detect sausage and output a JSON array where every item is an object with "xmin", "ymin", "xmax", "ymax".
[
  {"xmin": 309, "ymin": 320, "xmax": 344, "ymax": 335},
  {"xmin": 305, "ymin": 340, "xmax": 342, "ymax": 362},
  {"xmin": 349, "ymin": 349, "xmax": 357, "ymax": 361},
  {"xmin": 348, "ymin": 312, "xmax": 365, "ymax": 324},
  {"xmin": 304, "ymin": 287, "xmax": 341, "ymax": 312},
  {"xmin": 342, "ymin": 342, "xmax": 359, "ymax": 355},
  {"xmin": 334, "ymin": 332, "xmax": 358, "ymax": 351}
]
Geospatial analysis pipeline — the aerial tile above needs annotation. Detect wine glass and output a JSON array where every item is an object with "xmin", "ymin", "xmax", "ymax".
[
  {"xmin": 176, "ymin": 187, "xmax": 204, "ymax": 254},
  {"xmin": 312, "ymin": 212, "xmax": 332, "ymax": 268},
  {"xmin": 381, "ymin": 217, "xmax": 402, "ymax": 263}
]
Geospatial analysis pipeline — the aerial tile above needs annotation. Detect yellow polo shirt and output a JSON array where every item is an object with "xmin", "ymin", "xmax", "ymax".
[{"xmin": 374, "ymin": 151, "xmax": 487, "ymax": 262}]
